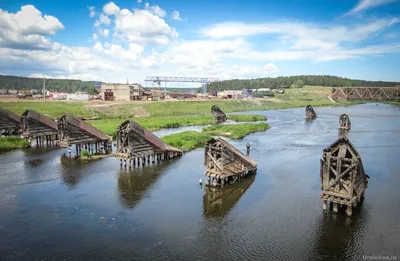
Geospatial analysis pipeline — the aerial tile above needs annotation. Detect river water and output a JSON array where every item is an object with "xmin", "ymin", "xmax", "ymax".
[{"xmin": 0, "ymin": 103, "xmax": 399, "ymax": 261}]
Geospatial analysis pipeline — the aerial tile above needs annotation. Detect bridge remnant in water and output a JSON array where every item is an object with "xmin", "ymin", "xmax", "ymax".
[
  {"xmin": 57, "ymin": 113, "xmax": 110, "ymax": 154},
  {"xmin": 305, "ymin": 105, "xmax": 317, "ymax": 120},
  {"xmin": 320, "ymin": 137, "xmax": 368, "ymax": 216},
  {"xmin": 116, "ymin": 120, "xmax": 182, "ymax": 168},
  {"xmin": 339, "ymin": 114, "xmax": 351, "ymax": 130},
  {"xmin": 204, "ymin": 138, "xmax": 257, "ymax": 186},
  {"xmin": 21, "ymin": 109, "xmax": 58, "ymax": 147},
  {"xmin": 0, "ymin": 107, "xmax": 21, "ymax": 136},
  {"xmin": 211, "ymin": 105, "xmax": 227, "ymax": 123},
  {"xmin": 332, "ymin": 86, "xmax": 400, "ymax": 101}
]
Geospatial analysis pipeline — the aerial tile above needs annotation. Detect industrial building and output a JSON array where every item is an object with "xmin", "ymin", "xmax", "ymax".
[{"xmin": 101, "ymin": 83, "xmax": 143, "ymax": 101}]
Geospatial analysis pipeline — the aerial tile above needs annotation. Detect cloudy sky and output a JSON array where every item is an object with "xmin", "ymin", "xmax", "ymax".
[{"xmin": 0, "ymin": 0, "xmax": 400, "ymax": 85}]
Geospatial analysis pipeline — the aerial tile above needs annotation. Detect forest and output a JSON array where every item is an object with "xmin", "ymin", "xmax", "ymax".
[
  {"xmin": 1, "ymin": 74, "xmax": 399, "ymax": 93},
  {"xmin": 207, "ymin": 75, "xmax": 400, "ymax": 91}
]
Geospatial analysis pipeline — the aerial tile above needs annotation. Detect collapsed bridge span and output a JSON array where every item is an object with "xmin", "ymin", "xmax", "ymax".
[
  {"xmin": 0, "ymin": 107, "xmax": 21, "ymax": 136},
  {"xmin": 211, "ymin": 105, "xmax": 227, "ymax": 123},
  {"xmin": 116, "ymin": 120, "xmax": 182, "ymax": 168},
  {"xmin": 21, "ymin": 109, "xmax": 58, "ymax": 146}
]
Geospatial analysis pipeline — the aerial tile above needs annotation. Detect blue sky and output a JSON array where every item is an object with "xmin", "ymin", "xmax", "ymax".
[{"xmin": 0, "ymin": 0, "xmax": 400, "ymax": 85}]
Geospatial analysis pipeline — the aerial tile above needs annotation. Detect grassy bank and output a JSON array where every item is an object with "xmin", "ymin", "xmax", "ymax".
[
  {"xmin": 89, "ymin": 115, "xmax": 217, "ymax": 136},
  {"xmin": 0, "ymin": 137, "xmax": 30, "ymax": 150},
  {"xmin": 161, "ymin": 131, "xmax": 212, "ymax": 151},
  {"xmin": 227, "ymin": 114, "xmax": 266, "ymax": 122},
  {"xmin": 202, "ymin": 123, "xmax": 270, "ymax": 139}
]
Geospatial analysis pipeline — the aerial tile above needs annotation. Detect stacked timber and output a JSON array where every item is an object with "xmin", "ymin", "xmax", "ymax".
[
  {"xmin": 0, "ymin": 107, "xmax": 21, "ymax": 136},
  {"xmin": 116, "ymin": 120, "xmax": 182, "ymax": 168},
  {"xmin": 320, "ymin": 136, "xmax": 368, "ymax": 216},
  {"xmin": 204, "ymin": 138, "xmax": 257, "ymax": 186},
  {"xmin": 339, "ymin": 114, "xmax": 351, "ymax": 130},
  {"xmin": 305, "ymin": 105, "xmax": 317, "ymax": 120},
  {"xmin": 21, "ymin": 109, "xmax": 58, "ymax": 146},
  {"xmin": 211, "ymin": 105, "xmax": 227, "ymax": 123},
  {"xmin": 57, "ymin": 113, "xmax": 110, "ymax": 154}
]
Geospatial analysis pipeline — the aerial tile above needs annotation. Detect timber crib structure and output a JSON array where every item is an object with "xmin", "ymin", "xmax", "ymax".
[
  {"xmin": 339, "ymin": 114, "xmax": 351, "ymax": 130},
  {"xmin": 305, "ymin": 105, "xmax": 317, "ymax": 120},
  {"xmin": 211, "ymin": 105, "xmax": 227, "ymax": 123},
  {"xmin": 0, "ymin": 107, "xmax": 21, "ymax": 136},
  {"xmin": 21, "ymin": 109, "xmax": 58, "ymax": 147},
  {"xmin": 320, "ymin": 137, "xmax": 368, "ymax": 216},
  {"xmin": 204, "ymin": 138, "xmax": 257, "ymax": 186},
  {"xmin": 116, "ymin": 120, "xmax": 182, "ymax": 168},
  {"xmin": 57, "ymin": 113, "xmax": 111, "ymax": 154}
]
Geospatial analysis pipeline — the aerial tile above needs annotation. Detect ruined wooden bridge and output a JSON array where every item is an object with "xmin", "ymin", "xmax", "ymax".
[
  {"xmin": 211, "ymin": 105, "xmax": 227, "ymax": 123},
  {"xmin": 116, "ymin": 120, "xmax": 182, "ymax": 168},
  {"xmin": 204, "ymin": 138, "xmax": 257, "ymax": 186},
  {"xmin": 305, "ymin": 105, "xmax": 317, "ymax": 120},
  {"xmin": 0, "ymin": 107, "xmax": 21, "ymax": 136},
  {"xmin": 320, "ymin": 136, "xmax": 368, "ymax": 216},
  {"xmin": 332, "ymin": 86, "xmax": 400, "ymax": 101},
  {"xmin": 21, "ymin": 109, "xmax": 58, "ymax": 146}
]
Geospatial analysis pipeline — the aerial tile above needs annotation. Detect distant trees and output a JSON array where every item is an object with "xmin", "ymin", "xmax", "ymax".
[
  {"xmin": 252, "ymin": 91, "xmax": 275, "ymax": 98},
  {"xmin": 291, "ymin": 79, "xmax": 304, "ymax": 88},
  {"xmin": 208, "ymin": 75, "xmax": 399, "ymax": 91}
]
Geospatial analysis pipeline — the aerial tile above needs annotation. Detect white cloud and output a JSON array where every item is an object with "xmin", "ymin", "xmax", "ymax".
[
  {"xmin": 88, "ymin": 6, "xmax": 96, "ymax": 18},
  {"xmin": 99, "ymin": 14, "xmax": 111, "ymax": 25},
  {"xmin": 346, "ymin": 0, "xmax": 398, "ymax": 15},
  {"xmin": 137, "ymin": 0, "xmax": 142, "ymax": 3},
  {"xmin": 0, "ymin": 5, "xmax": 64, "ymax": 50},
  {"xmin": 103, "ymin": 2, "xmax": 120, "ymax": 16},
  {"xmin": 100, "ymin": 29, "xmax": 110, "ymax": 38},
  {"xmin": 264, "ymin": 63, "xmax": 278, "ymax": 74},
  {"xmin": 148, "ymin": 5, "xmax": 166, "ymax": 18},
  {"xmin": 92, "ymin": 33, "xmax": 97, "ymax": 41},
  {"xmin": 171, "ymin": 11, "xmax": 183, "ymax": 21}
]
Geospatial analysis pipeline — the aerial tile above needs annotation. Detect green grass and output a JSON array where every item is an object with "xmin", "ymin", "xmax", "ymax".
[
  {"xmin": 161, "ymin": 131, "xmax": 212, "ymax": 151},
  {"xmin": 0, "ymin": 137, "xmax": 30, "ymax": 150},
  {"xmin": 202, "ymin": 123, "xmax": 270, "ymax": 139},
  {"xmin": 228, "ymin": 114, "xmax": 266, "ymax": 122},
  {"xmin": 88, "ymin": 115, "xmax": 217, "ymax": 136}
]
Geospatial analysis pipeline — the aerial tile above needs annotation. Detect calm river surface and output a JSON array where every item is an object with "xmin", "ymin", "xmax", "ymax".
[{"xmin": 0, "ymin": 103, "xmax": 399, "ymax": 261}]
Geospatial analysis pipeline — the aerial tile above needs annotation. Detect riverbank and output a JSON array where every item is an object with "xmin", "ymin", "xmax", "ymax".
[
  {"xmin": 0, "ymin": 137, "xmax": 30, "ymax": 151},
  {"xmin": 202, "ymin": 123, "xmax": 270, "ymax": 139},
  {"xmin": 161, "ymin": 131, "xmax": 212, "ymax": 151}
]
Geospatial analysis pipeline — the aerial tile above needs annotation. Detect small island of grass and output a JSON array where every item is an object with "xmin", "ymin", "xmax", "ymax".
[
  {"xmin": 0, "ymin": 137, "xmax": 31, "ymax": 151},
  {"xmin": 161, "ymin": 131, "xmax": 212, "ymax": 152},
  {"xmin": 202, "ymin": 122, "xmax": 270, "ymax": 139},
  {"xmin": 228, "ymin": 114, "xmax": 266, "ymax": 122}
]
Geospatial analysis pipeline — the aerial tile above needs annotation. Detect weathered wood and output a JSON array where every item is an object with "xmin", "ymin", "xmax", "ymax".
[
  {"xmin": 339, "ymin": 114, "xmax": 351, "ymax": 130},
  {"xmin": 0, "ymin": 107, "xmax": 21, "ymax": 136},
  {"xmin": 211, "ymin": 105, "xmax": 227, "ymax": 123},
  {"xmin": 320, "ymin": 136, "xmax": 368, "ymax": 216},
  {"xmin": 305, "ymin": 105, "xmax": 317, "ymax": 120},
  {"xmin": 116, "ymin": 120, "xmax": 182, "ymax": 166},
  {"xmin": 21, "ymin": 109, "xmax": 58, "ymax": 145},
  {"xmin": 204, "ymin": 138, "xmax": 257, "ymax": 186}
]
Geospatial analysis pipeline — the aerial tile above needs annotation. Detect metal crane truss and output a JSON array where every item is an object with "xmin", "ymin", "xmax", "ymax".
[
  {"xmin": 332, "ymin": 87, "xmax": 400, "ymax": 101},
  {"xmin": 145, "ymin": 76, "xmax": 220, "ymax": 84},
  {"xmin": 0, "ymin": 107, "xmax": 21, "ymax": 136}
]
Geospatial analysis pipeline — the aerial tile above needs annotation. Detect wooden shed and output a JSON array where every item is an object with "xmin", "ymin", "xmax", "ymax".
[
  {"xmin": 204, "ymin": 138, "xmax": 257, "ymax": 186},
  {"xmin": 320, "ymin": 137, "xmax": 368, "ymax": 216}
]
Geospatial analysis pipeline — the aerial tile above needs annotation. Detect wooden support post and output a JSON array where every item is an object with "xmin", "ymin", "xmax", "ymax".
[
  {"xmin": 346, "ymin": 205, "xmax": 352, "ymax": 216},
  {"xmin": 322, "ymin": 200, "xmax": 327, "ymax": 211},
  {"xmin": 333, "ymin": 203, "xmax": 338, "ymax": 213}
]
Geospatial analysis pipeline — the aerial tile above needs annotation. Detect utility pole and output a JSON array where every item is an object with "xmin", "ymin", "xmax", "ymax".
[{"xmin": 43, "ymin": 78, "xmax": 46, "ymax": 102}]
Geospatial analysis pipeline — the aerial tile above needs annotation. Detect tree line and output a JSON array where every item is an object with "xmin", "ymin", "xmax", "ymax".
[{"xmin": 207, "ymin": 75, "xmax": 400, "ymax": 91}]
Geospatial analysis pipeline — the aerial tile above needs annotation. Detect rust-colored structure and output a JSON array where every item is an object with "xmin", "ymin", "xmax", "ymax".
[
  {"xmin": 21, "ymin": 109, "xmax": 58, "ymax": 146},
  {"xmin": 320, "ymin": 137, "xmax": 368, "ymax": 216},
  {"xmin": 116, "ymin": 120, "xmax": 182, "ymax": 168},
  {"xmin": 204, "ymin": 138, "xmax": 257, "ymax": 186},
  {"xmin": 0, "ymin": 107, "xmax": 21, "ymax": 136},
  {"xmin": 332, "ymin": 86, "xmax": 400, "ymax": 101},
  {"xmin": 305, "ymin": 105, "xmax": 317, "ymax": 120},
  {"xmin": 339, "ymin": 114, "xmax": 351, "ymax": 130},
  {"xmin": 57, "ymin": 114, "xmax": 110, "ymax": 154},
  {"xmin": 211, "ymin": 105, "xmax": 227, "ymax": 123}
]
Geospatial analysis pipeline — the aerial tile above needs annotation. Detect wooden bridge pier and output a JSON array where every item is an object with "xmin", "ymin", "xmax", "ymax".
[
  {"xmin": 116, "ymin": 120, "xmax": 182, "ymax": 169},
  {"xmin": 57, "ymin": 114, "xmax": 111, "ymax": 157},
  {"xmin": 21, "ymin": 109, "xmax": 59, "ymax": 147},
  {"xmin": 211, "ymin": 105, "xmax": 227, "ymax": 123},
  {"xmin": 204, "ymin": 138, "xmax": 257, "ymax": 187},
  {"xmin": 320, "ymin": 137, "xmax": 368, "ymax": 216},
  {"xmin": 305, "ymin": 105, "xmax": 317, "ymax": 120},
  {"xmin": 339, "ymin": 114, "xmax": 351, "ymax": 130},
  {"xmin": 0, "ymin": 107, "xmax": 21, "ymax": 136}
]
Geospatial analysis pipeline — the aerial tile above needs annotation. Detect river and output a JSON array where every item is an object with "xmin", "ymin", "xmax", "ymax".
[{"xmin": 0, "ymin": 103, "xmax": 399, "ymax": 261}]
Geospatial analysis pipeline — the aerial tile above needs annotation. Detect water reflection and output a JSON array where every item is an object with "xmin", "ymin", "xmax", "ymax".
[
  {"xmin": 117, "ymin": 161, "xmax": 171, "ymax": 209},
  {"xmin": 60, "ymin": 154, "xmax": 91, "ymax": 188},
  {"xmin": 203, "ymin": 175, "xmax": 255, "ymax": 218},
  {"xmin": 312, "ymin": 199, "xmax": 368, "ymax": 261}
]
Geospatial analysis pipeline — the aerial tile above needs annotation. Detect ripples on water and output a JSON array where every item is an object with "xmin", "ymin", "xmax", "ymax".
[{"xmin": 0, "ymin": 103, "xmax": 399, "ymax": 260}]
